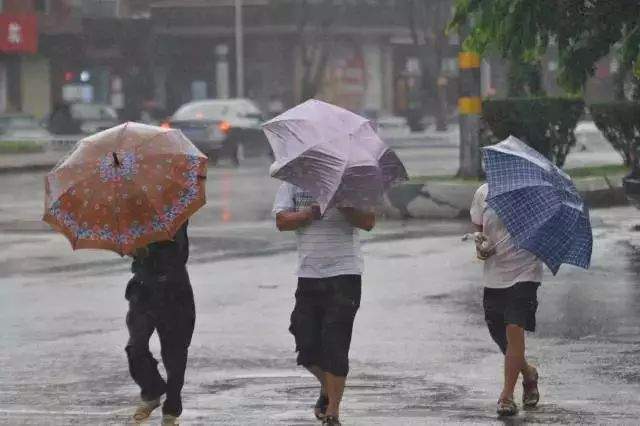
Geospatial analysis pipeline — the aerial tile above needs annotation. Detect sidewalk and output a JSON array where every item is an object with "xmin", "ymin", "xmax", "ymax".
[
  {"xmin": 0, "ymin": 150, "xmax": 65, "ymax": 174},
  {"xmin": 0, "ymin": 121, "xmax": 617, "ymax": 173},
  {"xmin": 382, "ymin": 172, "xmax": 627, "ymax": 219}
]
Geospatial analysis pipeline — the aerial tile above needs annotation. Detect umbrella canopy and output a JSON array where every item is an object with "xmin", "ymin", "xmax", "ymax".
[
  {"xmin": 43, "ymin": 122, "xmax": 208, "ymax": 255},
  {"xmin": 262, "ymin": 99, "xmax": 408, "ymax": 212},
  {"xmin": 483, "ymin": 136, "xmax": 592, "ymax": 274}
]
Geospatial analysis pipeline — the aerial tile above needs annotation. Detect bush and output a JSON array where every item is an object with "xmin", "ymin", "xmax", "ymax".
[
  {"xmin": 482, "ymin": 98, "xmax": 585, "ymax": 167},
  {"xmin": 590, "ymin": 102, "xmax": 640, "ymax": 176},
  {"xmin": 0, "ymin": 140, "xmax": 45, "ymax": 154}
]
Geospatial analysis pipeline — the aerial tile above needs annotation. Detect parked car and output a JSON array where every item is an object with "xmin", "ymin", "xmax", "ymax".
[
  {"xmin": 70, "ymin": 103, "xmax": 120, "ymax": 135},
  {"xmin": 165, "ymin": 98, "xmax": 268, "ymax": 164},
  {"xmin": 0, "ymin": 113, "xmax": 53, "ymax": 140}
]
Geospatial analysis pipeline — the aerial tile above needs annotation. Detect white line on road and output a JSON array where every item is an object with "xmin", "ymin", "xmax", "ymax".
[{"xmin": 0, "ymin": 408, "xmax": 131, "ymax": 416}]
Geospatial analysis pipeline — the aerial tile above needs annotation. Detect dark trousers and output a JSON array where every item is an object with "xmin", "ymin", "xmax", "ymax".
[
  {"xmin": 289, "ymin": 275, "xmax": 361, "ymax": 377},
  {"xmin": 125, "ymin": 276, "xmax": 195, "ymax": 416}
]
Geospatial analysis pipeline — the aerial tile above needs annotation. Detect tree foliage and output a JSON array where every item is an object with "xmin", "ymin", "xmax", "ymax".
[
  {"xmin": 450, "ymin": 0, "xmax": 640, "ymax": 93},
  {"xmin": 482, "ymin": 98, "xmax": 584, "ymax": 167},
  {"xmin": 591, "ymin": 102, "xmax": 640, "ymax": 174}
]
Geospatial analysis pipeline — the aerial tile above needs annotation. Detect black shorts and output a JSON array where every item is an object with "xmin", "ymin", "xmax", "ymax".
[
  {"xmin": 289, "ymin": 275, "xmax": 361, "ymax": 377},
  {"xmin": 483, "ymin": 282, "xmax": 540, "ymax": 354}
]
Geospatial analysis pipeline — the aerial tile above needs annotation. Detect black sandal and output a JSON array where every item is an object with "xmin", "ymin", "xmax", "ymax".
[
  {"xmin": 314, "ymin": 394, "xmax": 328, "ymax": 420},
  {"xmin": 523, "ymin": 368, "xmax": 540, "ymax": 408},
  {"xmin": 497, "ymin": 398, "xmax": 518, "ymax": 417},
  {"xmin": 322, "ymin": 415, "xmax": 341, "ymax": 425}
]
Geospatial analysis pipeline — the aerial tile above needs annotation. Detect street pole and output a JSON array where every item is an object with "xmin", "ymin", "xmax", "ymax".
[
  {"xmin": 457, "ymin": 25, "xmax": 482, "ymax": 178},
  {"xmin": 235, "ymin": 0, "xmax": 244, "ymax": 98}
]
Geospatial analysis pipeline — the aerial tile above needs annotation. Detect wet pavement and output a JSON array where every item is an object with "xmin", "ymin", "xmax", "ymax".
[{"xmin": 1, "ymin": 138, "xmax": 639, "ymax": 425}]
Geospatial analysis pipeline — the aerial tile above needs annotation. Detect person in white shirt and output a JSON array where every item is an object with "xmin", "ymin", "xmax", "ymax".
[
  {"xmin": 273, "ymin": 182, "xmax": 375, "ymax": 426},
  {"xmin": 470, "ymin": 183, "xmax": 541, "ymax": 417}
]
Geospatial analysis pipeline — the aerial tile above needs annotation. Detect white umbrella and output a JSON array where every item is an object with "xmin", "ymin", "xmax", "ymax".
[{"xmin": 262, "ymin": 99, "xmax": 408, "ymax": 212}]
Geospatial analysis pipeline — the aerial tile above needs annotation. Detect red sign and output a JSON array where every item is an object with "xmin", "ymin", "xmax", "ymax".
[{"xmin": 0, "ymin": 15, "xmax": 38, "ymax": 54}]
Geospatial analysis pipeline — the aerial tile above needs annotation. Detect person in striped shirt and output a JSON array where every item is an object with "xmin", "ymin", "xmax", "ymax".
[{"xmin": 273, "ymin": 182, "xmax": 375, "ymax": 426}]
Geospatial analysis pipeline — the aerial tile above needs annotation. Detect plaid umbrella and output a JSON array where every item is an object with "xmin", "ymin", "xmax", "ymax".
[
  {"xmin": 483, "ymin": 136, "xmax": 592, "ymax": 274},
  {"xmin": 262, "ymin": 99, "xmax": 408, "ymax": 213},
  {"xmin": 43, "ymin": 122, "xmax": 208, "ymax": 256}
]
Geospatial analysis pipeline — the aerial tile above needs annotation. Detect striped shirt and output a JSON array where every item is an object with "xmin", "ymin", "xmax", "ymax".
[{"xmin": 273, "ymin": 182, "xmax": 363, "ymax": 278}]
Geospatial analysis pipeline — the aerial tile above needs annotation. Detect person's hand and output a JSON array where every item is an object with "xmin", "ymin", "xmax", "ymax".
[
  {"xmin": 300, "ymin": 205, "xmax": 321, "ymax": 225},
  {"xmin": 310, "ymin": 204, "xmax": 322, "ymax": 220},
  {"xmin": 474, "ymin": 233, "xmax": 494, "ymax": 260},
  {"xmin": 476, "ymin": 246, "xmax": 491, "ymax": 261}
]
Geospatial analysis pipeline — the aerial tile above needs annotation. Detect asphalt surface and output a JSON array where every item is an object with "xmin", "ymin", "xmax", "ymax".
[{"xmin": 1, "ymin": 129, "xmax": 638, "ymax": 425}]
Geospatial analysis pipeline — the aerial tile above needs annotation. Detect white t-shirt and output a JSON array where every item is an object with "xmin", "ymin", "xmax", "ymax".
[
  {"xmin": 470, "ymin": 183, "xmax": 543, "ymax": 288},
  {"xmin": 272, "ymin": 182, "xmax": 363, "ymax": 278}
]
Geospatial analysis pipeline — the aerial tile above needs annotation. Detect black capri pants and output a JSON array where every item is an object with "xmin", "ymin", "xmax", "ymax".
[
  {"xmin": 483, "ymin": 281, "xmax": 540, "ymax": 354},
  {"xmin": 289, "ymin": 275, "xmax": 361, "ymax": 377}
]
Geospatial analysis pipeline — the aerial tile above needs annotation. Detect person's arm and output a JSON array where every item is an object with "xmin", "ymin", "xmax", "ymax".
[
  {"xmin": 470, "ymin": 185, "xmax": 486, "ymax": 233},
  {"xmin": 339, "ymin": 207, "xmax": 375, "ymax": 231},
  {"xmin": 470, "ymin": 184, "xmax": 490, "ymax": 259},
  {"xmin": 276, "ymin": 208, "xmax": 315, "ymax": 231}
]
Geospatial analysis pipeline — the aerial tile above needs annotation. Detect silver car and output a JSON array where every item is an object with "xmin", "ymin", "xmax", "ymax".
[
  {"xmin": 70, "ymin": 103, "xmax": 120, "ymax": 135},
  {"xmin": 167, "ymin": 99, "xmax": 268, "ymax": 164}
]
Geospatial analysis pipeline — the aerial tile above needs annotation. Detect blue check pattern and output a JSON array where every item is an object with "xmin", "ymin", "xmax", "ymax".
[{"xmin": 483, "ymin": 147, "xmax": 593, "ymax": 274}]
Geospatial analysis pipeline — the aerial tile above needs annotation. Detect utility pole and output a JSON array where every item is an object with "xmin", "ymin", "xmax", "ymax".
[
  {"xmin": 457, "ymin": 25, "xmax": 482, "ymax": 178},
  {"xmin": 235, "ymin": 0, "xmax": 245, "ymax": 98}
]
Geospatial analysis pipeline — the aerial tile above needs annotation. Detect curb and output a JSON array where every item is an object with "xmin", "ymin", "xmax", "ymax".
[
  {"xmin": 382, "ymin": 174, "xmax": 627, "ymax": 219},
  {"xmin": 0, "ymin": 162, "xmax": 59, "ymax": 175}
]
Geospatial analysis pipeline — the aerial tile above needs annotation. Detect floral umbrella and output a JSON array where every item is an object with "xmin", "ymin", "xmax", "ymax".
[{"xmin": 43, "ymin": 122, "xmax": 208, "ymax": 255}]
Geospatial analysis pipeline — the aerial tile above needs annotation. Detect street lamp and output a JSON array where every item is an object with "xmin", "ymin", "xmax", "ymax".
[{"xmin": 235, "ymin": 0, "xmax": 244, "ymax": 98}]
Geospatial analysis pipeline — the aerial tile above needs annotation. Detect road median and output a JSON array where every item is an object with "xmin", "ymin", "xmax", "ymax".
[{"xmin": 383, "ymin": 167, "xmax": 627, "ymax": 219}]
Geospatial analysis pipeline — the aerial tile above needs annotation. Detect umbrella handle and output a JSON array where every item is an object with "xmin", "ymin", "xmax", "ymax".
[{"xmin": 489, "ymin": 234, "xmax": 510, "ymax": 251}]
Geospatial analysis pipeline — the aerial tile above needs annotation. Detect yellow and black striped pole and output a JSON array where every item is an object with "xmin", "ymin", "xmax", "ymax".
[{"xmin": 457, "ymin": 50, "xmax": 482, "ymax": 177}]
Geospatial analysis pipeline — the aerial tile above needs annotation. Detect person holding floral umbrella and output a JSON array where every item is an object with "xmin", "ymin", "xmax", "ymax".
[{"xmin": 43, "ymin": 122, "xmax": 207, "ymax": 425}]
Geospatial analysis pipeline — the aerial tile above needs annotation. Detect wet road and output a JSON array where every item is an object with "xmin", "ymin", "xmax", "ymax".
[
  {"xmin": 1, "ymin": 135, "xmax": 638, "ymax": 425},
  {"xmin": 2, "ymin": 206, "xmax": 640, "ymax": 425}
]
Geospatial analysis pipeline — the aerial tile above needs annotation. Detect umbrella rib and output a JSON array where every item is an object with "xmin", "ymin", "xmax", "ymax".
[
  {"xmin": 267, "ymin": 119, "xmax": 368, "ymax": 170},
  {"xmin": 111, "ymin": 122, "xmax": 132, "ymax": 255},
  {"xmin": 325, "ymin": 131, "xmax": 354, "ymax": 209},
  {"xmin": 113, "ymin": 180, "xmax": 125, "ymax": 256},
  {"xmin": 70, "ymin": 174, "xmax": 103, "ymax": 251}
]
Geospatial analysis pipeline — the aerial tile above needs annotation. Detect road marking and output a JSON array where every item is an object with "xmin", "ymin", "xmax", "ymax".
[{"xmin": 0, "ymin": 408, "xmax": 130, "ymax": 416}]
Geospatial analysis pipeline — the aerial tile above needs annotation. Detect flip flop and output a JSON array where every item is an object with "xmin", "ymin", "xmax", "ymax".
[
  {"xmin": 322, "ymin": 415, "xmax": 342, "ymax": 425},
  {"xmin": 497, "ymin": 398, "xmax": 518, "ymax": 417},
  {"xmin": 314, "ymin": 394, "xmax": 328, "ymax": 420},
  {"xmin": 523, "ymin": 368, "xmax": 540, "ymax": 408},
  {"xmin": 132, "ymin": 398, "xmax": 161, "ymax": 423}
]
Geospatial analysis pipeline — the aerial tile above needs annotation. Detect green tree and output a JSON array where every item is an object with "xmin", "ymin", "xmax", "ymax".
[
  {"xmin": 450, "ymin": 0, "xmax": 640, "ymax": 95},
  {"xmin": 450, "ymin": 0, "xmax": 554, "ymax": 95}
]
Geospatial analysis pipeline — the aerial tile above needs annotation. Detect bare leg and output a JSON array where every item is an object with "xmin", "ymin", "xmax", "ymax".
[
  {"xmin": 325, "ymin": 372, "xmax": 346, "ymax": 418},
  {"xmin": 521, "ymin": 363, "xmax": 537, "ymax": 381},
  {"xmin": 500, "ymin": 324, "xmax": 526, "ymax": 401}
]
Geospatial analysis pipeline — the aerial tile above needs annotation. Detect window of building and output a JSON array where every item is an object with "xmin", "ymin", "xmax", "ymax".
[{"xmin": 34, "ymin": 0, "xmax": 52, "ymax": 14}]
